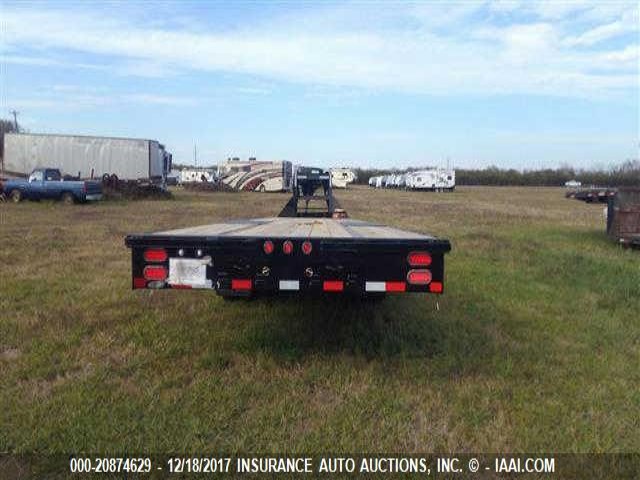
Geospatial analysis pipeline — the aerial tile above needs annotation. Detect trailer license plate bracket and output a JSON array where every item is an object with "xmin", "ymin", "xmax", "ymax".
[{"xmin": 168, "ymin": 258, "xmax": 212, "ymax": 289}]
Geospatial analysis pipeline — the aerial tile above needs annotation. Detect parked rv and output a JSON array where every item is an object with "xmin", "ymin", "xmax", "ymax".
[
  {"xmin": 3, "ymin": 133, "xmax": 172, "ymax": 185},
  {"xmin": 217, "ymin": 158, "xmax": 293, "ymax": 192}
]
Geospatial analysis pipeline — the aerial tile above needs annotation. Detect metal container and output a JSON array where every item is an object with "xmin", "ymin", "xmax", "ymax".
[{"xmin": 607, "ymin": 187, "xmax": 640, "ymax": 247}]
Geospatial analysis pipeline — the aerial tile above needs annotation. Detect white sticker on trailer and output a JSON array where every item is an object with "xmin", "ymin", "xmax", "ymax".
[
  {"xmin": 279, "ymin": 280, "xmax": 300, "ymax": 291},
  {"xmin": 365, "ymin": 282, "xmax": 385, "ymax": 292},
  {"xmin": 168, "ymin": 258, "xmax": 212, "ymax": 288}
]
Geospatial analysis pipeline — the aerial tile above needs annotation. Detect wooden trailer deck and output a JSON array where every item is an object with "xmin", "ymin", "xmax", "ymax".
[{"xmin": 151, "ymin": 217, "xmax": 437, "ymax": 240}]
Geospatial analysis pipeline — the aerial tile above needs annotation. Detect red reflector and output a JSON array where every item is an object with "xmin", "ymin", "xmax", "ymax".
[
  {"xmin": 323, "ymin": 280, "xmax": 344, "ymax": 292},
  {"xmin": 133, "ymin": 277, "xmax": 147, "ymax": 289},
  {"xmin": 231, "ymin": 279, "xmax": 252, "ymax": 291},
  {"xmin": 301, "ymin": 240, "xmax": 313, "ymax": 255},
  {"xmin": 385, "ymin": 281, "xmax": 406, "ymax": 292},
  {"xmin": 144, "ymin": 248, "xmax": 168, "ymax": 262},
  {"xmin": 407, "ymin": 251, "xmax": 432, "ymax": 267},
  {"xmin": 143, "ymin": 266, "xmax": 168, "ymax": 281},
  {"xmin": 429, "ymin": 281, "xmax": 443, "ymax": 293},
  {"xmin": 282, "ymin": 240, "xmax": 293, "ymax": 255},
  {"xmin": 263, "ymin": 240, "xmax": 274, "ymax": 255},
  {"xmin": 407, "ymin": 269, "xmax": 432, "ymax": 285}
]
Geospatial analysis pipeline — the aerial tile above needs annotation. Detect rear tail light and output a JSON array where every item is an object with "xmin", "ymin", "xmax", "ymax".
[
  {"xmin": 282, "ymin": 240, "xmax": 293, "ymax": 255},
  {"xmin": 143, "ymin": 265, "xmax": 168, "ymax": 281},
  {"xmin": 301, "ymin": 241, "xmax": 312, "ymax": 255},
  {"xmin": 385, "ymin": 281, "xmax": 406, "ymax": 292},
  {"xmin": 263, "ymin": 240, "xmax": 274, "ymax": 255},
  {"xmin": 323, "ymin": 280, "xmax": 344, "ymax": 292},
  {"xmin": 407, "ymin": 251, "xmax": 432, "ymax": 267},
  {"xmin": 407, "ymin": 269, "xmax": 432, "ymax": 285},
  {"xmin": 429, "ymin": 281, "xmax": 443, "ymax": 293},
  {"xmin": 231, "ymin": 279, "xmax": 252, "ymax": 291},
  {"xmin": 144, "ymin": 248, "xmax": 168, "ymax": 262}
]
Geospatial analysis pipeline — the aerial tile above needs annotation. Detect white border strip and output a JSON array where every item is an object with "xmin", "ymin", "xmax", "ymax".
[{"xmin": 365, "ymin": 281, "xmax": 385, "ymax": 292}]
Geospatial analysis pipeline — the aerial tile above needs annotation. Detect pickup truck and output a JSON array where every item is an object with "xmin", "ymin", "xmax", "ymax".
[
  {"xmin": 125, "ymin": 167, "xmax": 451, "ymax": 298},
  {"xmin": 0, "ymin": 168, "xmax": 103, "ymax": 203}
]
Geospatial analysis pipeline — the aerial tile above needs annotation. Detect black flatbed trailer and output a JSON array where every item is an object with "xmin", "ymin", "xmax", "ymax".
[{"xmin": 125, "ymin": 167, "xmax": 452, "ymax": 297}]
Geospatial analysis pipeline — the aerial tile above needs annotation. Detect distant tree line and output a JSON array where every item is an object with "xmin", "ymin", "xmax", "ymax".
[{"xmin": 353, "ymin": 160, "xmax": 640, "ymax": 187}]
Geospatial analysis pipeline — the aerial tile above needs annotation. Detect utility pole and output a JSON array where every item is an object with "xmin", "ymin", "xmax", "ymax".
[
  {"xmin": 193, "ymin": 144, "xmax": 198, "ymax": 168},
  {"xmin": 9, "ymin": 110, "xmax": 19, "ymax": 132}
]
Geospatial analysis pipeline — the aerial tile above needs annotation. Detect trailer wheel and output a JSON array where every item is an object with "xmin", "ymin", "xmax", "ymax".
[
  {"xmin": 110, "ymin": 174, "xmax": 119, "ymax": 186},
  {"xmin": 61, "ymin": 192, "xmax": 76, "ymax": 204},
  {"xmin": 258, "ymin": 184, "xmax": 266, "ymax": 193},
  {"xmin": 10, "ymin": 190, "xmax": 23, "ymax": 203}
]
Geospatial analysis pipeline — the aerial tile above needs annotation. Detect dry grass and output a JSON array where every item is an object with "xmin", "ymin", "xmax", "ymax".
[{"xmin": 0, "ymin": 186, "xmax": 638, "ymax": 454}]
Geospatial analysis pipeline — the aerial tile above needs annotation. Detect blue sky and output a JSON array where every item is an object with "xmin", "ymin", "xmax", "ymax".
[{"xmin": 1, "ymin": 0, "xmax": 638, "ymax": 169}]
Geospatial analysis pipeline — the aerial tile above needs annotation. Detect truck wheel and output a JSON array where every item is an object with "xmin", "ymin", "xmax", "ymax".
[
  {"xmin": 61, "ymin": 192, "xmax": 76, "ymax": 204},
  {"xmin": 10, "ymin": 190, "xmax": 23, "ymax": 203}
]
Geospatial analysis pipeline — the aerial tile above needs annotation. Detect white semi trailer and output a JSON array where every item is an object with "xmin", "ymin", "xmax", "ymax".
[{"xmin": 2, "ymin": 133, "xmax": 172, "ymax": 184}]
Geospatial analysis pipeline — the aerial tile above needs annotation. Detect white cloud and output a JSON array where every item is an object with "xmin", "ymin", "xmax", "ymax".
[
  {"xmin": 11, "ymin": 90, "xmax": 198, "ymax": 110},
  {"xmin": 566, "ymin": 8, "xmax": 639, "ymax": 46},
  {"xmin": 1, "ymin": 2, "xmax": 638, "ymax": 99},
  {"xmin": 122, "ymin": 93, "xmax": 196, "ymax": 106}
]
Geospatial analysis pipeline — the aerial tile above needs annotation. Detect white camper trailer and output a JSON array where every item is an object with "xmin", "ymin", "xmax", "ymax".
[
  {"xmin": 384, "ymin": 175, "xmax": 396, "ymax": 188},
  {"xmin": 180, "ymin": 169, "xmax": 215, "ymax": 184},
  {"xmin": 330, "ymin": 168, "xmax": 356, "ymax": 188},
  {"xmin": 396, "ymin": 174, "xmax": 407, "ymax": 189},
  {"xmin": 407, "ymin": 169, "xmax": 455, "ymax": 191},
  {"xmin": 368, "ymin": 176, "xmax": 377, "ymax": 187},
  {"xmin": 375, "ymin": 176, "xmax": 384, "ymax": 188}
]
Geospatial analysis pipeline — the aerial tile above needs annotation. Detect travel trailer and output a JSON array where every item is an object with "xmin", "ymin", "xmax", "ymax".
[
  {"xmin": 406, "ymin": 169, "xmax": 455, "ymax": 191},
  {"xmin": 330, "ymin": 168, "xmax": 356, "ymax": 188},
  {"xmin": 180, "ymin": 169, "xmax": 215, "ymax": 184}
]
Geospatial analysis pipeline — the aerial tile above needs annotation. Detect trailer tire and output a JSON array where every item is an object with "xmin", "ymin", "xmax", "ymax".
[
  {"xmin": 258, "ymin": 184, "xmax": 266, "ymax": 193},
  {"xmin": 61, "ymin": 192, "xmax": 76, "ymax": 204},
  {"xmin": 10, "ymin": 190, "xmax": 23, "ymax": 203},
  {"xmin": 110, "ymin": 174, "xmax": 119, "ymax": 186}
]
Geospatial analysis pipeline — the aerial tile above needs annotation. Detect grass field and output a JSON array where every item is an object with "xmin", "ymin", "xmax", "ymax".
[{"xmin": 1, "ymin": 186, "xmax": 638, "ymax": 454}]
